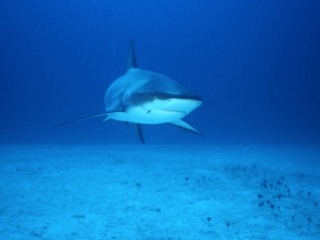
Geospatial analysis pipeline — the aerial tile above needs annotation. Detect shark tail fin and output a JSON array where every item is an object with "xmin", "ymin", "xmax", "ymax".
[
  {"xmin": 168, "ymin": 120, "xmax": 204, "ymax": 137},
  {"xmin": 134, "ymin": 123, "xmax": 145, "ymax": 144},
  {"xmin": 127, "ymin": 40, "xmax": 138, "ymax": 71}
]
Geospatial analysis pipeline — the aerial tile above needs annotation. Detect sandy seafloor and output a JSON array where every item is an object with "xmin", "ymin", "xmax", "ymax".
[{"xmin": 0, "ymin": 144, "xmax": 319, "ymax": 240}]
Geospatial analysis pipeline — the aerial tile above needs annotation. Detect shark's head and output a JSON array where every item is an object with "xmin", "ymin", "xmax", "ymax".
[{"xmin": 119, "ymin": 70, "xmax": 202, "ymax": 124}]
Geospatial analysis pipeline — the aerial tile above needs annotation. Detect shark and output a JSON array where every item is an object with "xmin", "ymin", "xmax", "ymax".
[{"xmin": 54, "ymin": 41, "xmax": 203, "ymax": 143}]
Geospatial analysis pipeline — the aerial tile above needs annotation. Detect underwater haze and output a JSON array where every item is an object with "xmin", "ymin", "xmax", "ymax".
[
  {"xmin": 1, "ymin": 0, "xmax": 319, "ymax": 144},
  {"xmin": 1, "ymin": 1, "xmax": 320, "ymax": 240}
]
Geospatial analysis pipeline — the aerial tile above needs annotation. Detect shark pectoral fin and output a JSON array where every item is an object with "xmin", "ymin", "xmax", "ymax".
[
  {"xmin": 168, "ymin": 120, "xmax": 204, "ymax": 137},
  {"xmin": 135, "ymin": 123, "xmax": 145, "ymax": 144},
  {"xmin": 102, "ymin": 117, "xmax": 110, "ymax": 123},
  {"xmin": 53, "ymin": 109, "xmax": 123, "ymax": 128}
]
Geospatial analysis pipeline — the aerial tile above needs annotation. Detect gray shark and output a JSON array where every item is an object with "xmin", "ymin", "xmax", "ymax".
[{"xmin": 54, "ymin": 41, "xmax": 203, "ymax": 143}]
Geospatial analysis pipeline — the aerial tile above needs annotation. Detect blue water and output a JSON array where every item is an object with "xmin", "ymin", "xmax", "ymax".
[
  {"xmin": 1, "ymin": 2, "xmax": 320, "ymax": 239},
  {"xmin": 1, "ymin": 0, "xmax": 320, "ymax": 144}
]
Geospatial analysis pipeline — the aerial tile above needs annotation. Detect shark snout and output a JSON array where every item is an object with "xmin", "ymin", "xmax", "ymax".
[{"xmin": 144, "ymin": 97, "xmax": 202, "ymax": 114}]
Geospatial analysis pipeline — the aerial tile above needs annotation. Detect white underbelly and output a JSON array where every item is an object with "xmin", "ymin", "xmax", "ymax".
[{"xmin": 108, "ymin": 108, "xmax": 187, "ymax": 124}]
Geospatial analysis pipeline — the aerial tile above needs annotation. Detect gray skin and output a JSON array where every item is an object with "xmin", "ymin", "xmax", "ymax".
[{"xmin": 54, "ymin": 41, "xmax": 203, "ymax": 143}]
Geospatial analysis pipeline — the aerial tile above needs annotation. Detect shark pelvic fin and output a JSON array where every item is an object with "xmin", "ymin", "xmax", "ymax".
[{"xmin": 168, "ymin": 120, "xmax": 204, "ymax": 137}]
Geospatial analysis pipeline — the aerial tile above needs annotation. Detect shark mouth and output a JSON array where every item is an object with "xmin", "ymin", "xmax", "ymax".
[{"xmin": 147, "ymin": 109, "xmax": 186, "ymax": 114}]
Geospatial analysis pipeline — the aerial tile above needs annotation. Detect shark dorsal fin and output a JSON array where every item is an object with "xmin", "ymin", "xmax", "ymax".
[{"xmin": 127, "ymin": 40, "xmax": 137, "ymax": 71}]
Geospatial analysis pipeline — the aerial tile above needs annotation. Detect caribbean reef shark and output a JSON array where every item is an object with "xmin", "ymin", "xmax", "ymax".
[{"xmin": 54, "ymin": 41, "xmax": 203, "ymax": 143}]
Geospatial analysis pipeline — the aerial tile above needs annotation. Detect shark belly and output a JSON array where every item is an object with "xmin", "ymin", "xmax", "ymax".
[{"xmin": 107, "ymin": 107, "xmax": 188, "ymax": 124}]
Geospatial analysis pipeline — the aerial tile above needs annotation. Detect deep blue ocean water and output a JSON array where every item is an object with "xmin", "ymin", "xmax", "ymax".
[
  {"xmin": 1, "ymin": 2, "xmax": 320, "ymax": 238},
  {"xmin": 1, "ymin": 0, "xmax": 320, "ymax": 145}
]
